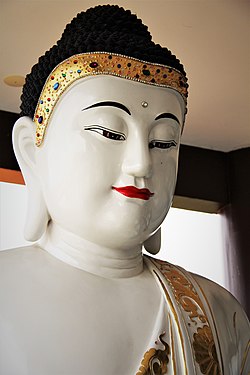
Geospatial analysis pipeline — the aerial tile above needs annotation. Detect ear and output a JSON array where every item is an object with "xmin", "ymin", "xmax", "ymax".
[
  {"xmin": 12, "ymin": 116, "xmax": 50, "ymax": 241},
  {"xmin": 143, "ymin": 227, "xmax": 161, "ymax": 255}
]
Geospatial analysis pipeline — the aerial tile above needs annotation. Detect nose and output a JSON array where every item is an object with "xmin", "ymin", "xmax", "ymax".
[{"xmin": 122, "ymin": 132, "xmax": 152, "ymax": 178}]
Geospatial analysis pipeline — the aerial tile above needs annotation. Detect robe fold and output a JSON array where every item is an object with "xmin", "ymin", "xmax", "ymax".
[{"xmin": 135, "ymin": 256, "xmax": 250, "ymax": 375}]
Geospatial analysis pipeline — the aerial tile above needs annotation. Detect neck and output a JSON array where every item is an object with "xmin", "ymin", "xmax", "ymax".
[{"xmin": 38, "ymin": 222, "xmax": 144, "ymax": 278}]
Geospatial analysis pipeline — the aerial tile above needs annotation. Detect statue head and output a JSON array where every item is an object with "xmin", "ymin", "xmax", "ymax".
[{"xmin": 13, "ymin": 5, "xmax": 188, "ymax": 253}]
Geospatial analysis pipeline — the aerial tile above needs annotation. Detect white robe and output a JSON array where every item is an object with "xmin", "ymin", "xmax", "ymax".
[{"xmin": 0, "ymin": 247, "xmax": 249, "ymax": 374}]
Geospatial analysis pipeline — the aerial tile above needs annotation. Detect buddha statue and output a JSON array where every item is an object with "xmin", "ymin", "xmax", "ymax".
[{"xmin": 0, "ymin": 5, "xmax": 249, "ymax": 375}]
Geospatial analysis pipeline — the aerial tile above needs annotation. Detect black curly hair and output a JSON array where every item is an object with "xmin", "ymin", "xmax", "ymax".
[{"xmin": 20, "ymin": 5, "xmax": 187, "ymax": 118}]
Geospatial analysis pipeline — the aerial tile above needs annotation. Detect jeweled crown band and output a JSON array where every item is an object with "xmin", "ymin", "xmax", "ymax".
[{"xmin": 33, "ymin": 52, "xmax": 188, "ymax": 146}]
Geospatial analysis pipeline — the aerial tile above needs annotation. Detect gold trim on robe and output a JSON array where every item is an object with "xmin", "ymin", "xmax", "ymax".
[{"xmin": 136, "ymin": 257, "xmax": 223, "ymax": 375}]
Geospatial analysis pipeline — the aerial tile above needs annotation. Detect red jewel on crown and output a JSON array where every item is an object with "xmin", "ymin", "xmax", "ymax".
[{"xmin": 89, "ymin": 62, "xmax": 98, "ymax": 68}]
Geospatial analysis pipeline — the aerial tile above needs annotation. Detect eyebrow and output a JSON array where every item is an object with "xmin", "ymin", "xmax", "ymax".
[
  {"xmin": 82, "ymin": 101, "xmax": 131, "ymax": 115},
  {"xmin": 155, "ymin": 112, "xmax": 180, "ymax": 125}
]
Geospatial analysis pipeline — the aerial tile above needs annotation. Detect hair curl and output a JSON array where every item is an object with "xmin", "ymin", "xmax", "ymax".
[{"xmin": 20, "ymin": 5, "xmax": 187, "ymax": 118}]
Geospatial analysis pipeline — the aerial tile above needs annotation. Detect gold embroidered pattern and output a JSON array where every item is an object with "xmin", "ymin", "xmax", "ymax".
[
  {"xmin": 152, "ymin": 259, "xmax": 221, "ymax": 375},
  {"xmin": 33, "ymin": 52, "xmax": 188, "ymax": 146},
  {"xmin": 193, "ymin": 325, "xmax": 220, "ymax": 374},
  {"xmin": 136, "ymin": 333, "xmax": 170, "ymax": 375}
]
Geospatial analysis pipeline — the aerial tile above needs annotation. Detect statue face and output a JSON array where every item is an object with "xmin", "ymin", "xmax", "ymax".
[{"xmin": 36, "ymin": 76, "xmax": 185, "ymax": 249}]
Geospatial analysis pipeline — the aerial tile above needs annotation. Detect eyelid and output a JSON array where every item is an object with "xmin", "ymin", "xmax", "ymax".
[
  {"xmin": 84, "ymin": 125, "xmax": 126, "ymax": 141},
  {"xmin": 149, "ymin": 140, "xmax": 177, "ymax": 149}
]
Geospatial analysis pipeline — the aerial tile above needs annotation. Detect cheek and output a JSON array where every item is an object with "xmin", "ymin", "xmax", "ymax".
[
  {"xmin": 153, "ymin": 150, "xmax": 178, "ymax": 188},
  {"xmin": 39, "ymin": 134, "xmax": 125, "ymax": 211},
  {"xmin": 150, "ymin": 151, "xmax": 179, "ymax": 219}
]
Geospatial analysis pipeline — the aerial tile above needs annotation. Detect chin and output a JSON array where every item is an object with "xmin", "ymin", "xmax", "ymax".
[{"xmin": 94, "ymin": 218, "xmax": 163, "ymax": 250}]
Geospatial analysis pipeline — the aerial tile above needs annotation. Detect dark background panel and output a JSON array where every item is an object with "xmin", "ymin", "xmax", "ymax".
[
  {"xmin": 176, "ymin": 145, "xmax": 228, "ymax": 205},
  {"xmin": 0, "ymin": 110, "xmax": 19, "ymax": 170}
]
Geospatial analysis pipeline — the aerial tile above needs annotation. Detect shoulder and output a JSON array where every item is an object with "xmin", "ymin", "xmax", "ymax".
[
  {"xmin": 191, "ymin": 271, "xmax": 250, "ymax": 333},
  {"xmin": 149, "ymin": 255, "xmax": 248, "ymax": 320},
  {"xmin": 0, "ymin": 246, "xmax": 42, "ymax": 287},
  {"xmin": 191, "ymin": 271, "xmax": 249, "ymax": 321},
  {"xmin": 149, "ymin": 257, "xmax": 250, "ymax": 373},
  {"xmin": 191, "ymin": 272, "xmax": 236, "ymax": 302},
  {"xmin": 0, "ymin": 245, "xmax": 44, "ymax": 270},
  {"xmin": 191, "ymin": 272, "xmax": 250, "ymax": 374},
  {"xmin": 0, "ymin": 245, "xmax": 61, "ymax": 285},
  {"xmin": 148, "ymin": 257, "xmax": 249, "ymax": 342}
]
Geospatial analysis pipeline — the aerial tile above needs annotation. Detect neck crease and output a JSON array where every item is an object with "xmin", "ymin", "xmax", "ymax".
[{"xmin": 38, "ymin": 223, "xmax": 144, "ymax": 278}]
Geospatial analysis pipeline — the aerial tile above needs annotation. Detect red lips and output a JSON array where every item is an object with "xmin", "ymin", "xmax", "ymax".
[{"xmin": 112, "ymin": 186, "xmax": 154, "ymax": 200}]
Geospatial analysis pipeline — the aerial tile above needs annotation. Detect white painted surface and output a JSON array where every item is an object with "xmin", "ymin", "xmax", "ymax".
[
  {"xmin": 0, "ymin": 182, "xmax": 226, "ymax": 288},
  {"xmin": 0, "ymin": 182, "xmax": 30, "ymax": 250}
]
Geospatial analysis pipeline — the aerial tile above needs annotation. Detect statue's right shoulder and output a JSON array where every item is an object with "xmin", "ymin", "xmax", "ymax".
[
  {"xmin": 0, "ymin": 245, "xmax": 48, "ymax": 285},
  {"xmin": 0, "ymin": 245, "xmax": 90, "ymax": 291},
  {"xmin": 0, "ymin": 245, "xmax": 40, "ymax": 267}
]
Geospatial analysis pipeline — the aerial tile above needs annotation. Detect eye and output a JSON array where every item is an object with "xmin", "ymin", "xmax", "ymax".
[
  {"xmin": 84, "ymin": 126, "xmax": 126, "ymax": 141},
  {"xmin": 149, "ymin": 140, "xmax": 177, "ymax": 149}
]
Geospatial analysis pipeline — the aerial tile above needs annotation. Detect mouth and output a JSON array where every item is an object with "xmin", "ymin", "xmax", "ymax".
[{"xmin": 112, "ymin": 186, "xmax": 154, "ymax": 201}]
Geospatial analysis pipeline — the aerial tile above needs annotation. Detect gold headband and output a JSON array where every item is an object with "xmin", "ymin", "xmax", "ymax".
[{"xmin": 33, "ymin": 52, "xmax": 188, "ymax": 146}]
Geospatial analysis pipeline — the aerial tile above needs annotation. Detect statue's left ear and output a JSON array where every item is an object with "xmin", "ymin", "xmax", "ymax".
[
  {"xmin": 12, "ymin": 116, "xmax": 50, "ymax": 241},
  {"xmin": 144, "ymin": 227, "xmax": 161, "ymax": 255}
]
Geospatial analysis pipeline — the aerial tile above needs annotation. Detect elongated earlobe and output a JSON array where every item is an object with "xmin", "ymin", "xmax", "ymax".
[
  {"xmin": 12, "ymin": 116, "xmax": 50, "ymax": 241},
  {"xmin": 144, "ymin": 227, "xmax": 161, "ymax": 255}
]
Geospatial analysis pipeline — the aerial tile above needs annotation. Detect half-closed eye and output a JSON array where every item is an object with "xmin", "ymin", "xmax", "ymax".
[
  {"xmin": 84, "ymin": 125, "xmax": 126, "ymax": 141},
  {"xmin": 149, "ymin": 140, "xmax": 177, "ymax": 149}
]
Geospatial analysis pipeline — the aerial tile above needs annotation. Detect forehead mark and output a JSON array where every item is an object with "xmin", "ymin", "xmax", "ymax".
[
  {"xmin": 82, "ymin": 101, "xmax": 131, "ymax": 115},
  {"xmin": 141, "ymin": 101, "xmax": 148, "ymax": 108}
]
